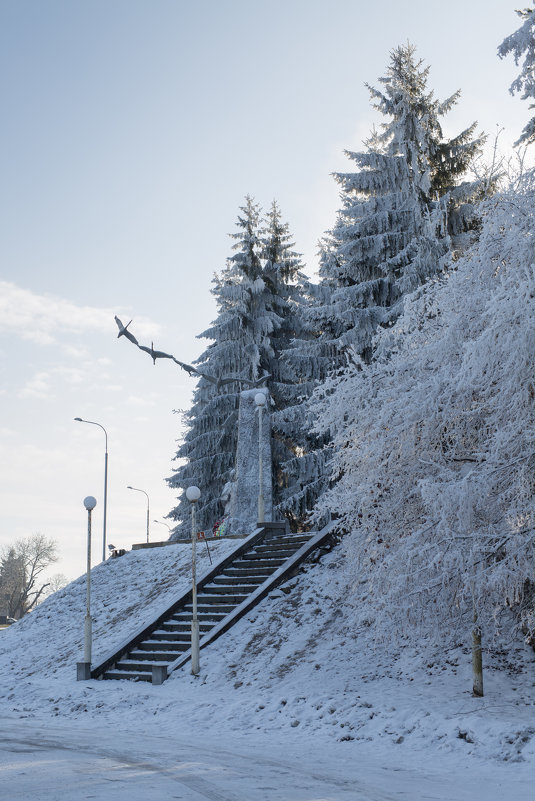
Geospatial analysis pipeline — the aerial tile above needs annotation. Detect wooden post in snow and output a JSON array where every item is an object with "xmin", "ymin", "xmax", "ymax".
[{"xmin": 472, "ymin": 597, "xmax": 484, "ymax": 697}]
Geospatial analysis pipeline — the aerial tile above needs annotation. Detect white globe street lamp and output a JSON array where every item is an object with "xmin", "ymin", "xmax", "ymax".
[
  {"xmin": 77, "ymin": 495, "xmax": 96, "ymax": 681},
  {"xmin": 127, "ymin": 486, "xmax": 150, "ymax": 543},
  {"xmin": 74, "ymin": 418, "xmax": 109, "ymax": 562},
  {"xmin": 186, "ymin": 485, "xmax": 201, "ymax": 676},
  {"xmin": 254, "ymin": 392, "xmax": 267, "ymax": 524}
]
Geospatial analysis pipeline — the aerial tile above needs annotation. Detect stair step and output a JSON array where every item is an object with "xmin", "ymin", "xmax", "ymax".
[
  {"xmin": 103, "ymin": 671, "xmax": 151, "ymax": 682},
  {"xmin": 257, "ymin": 537, "xmax": 310, "ymax": 546},
  {"xmin": 271, "ymin": 535, "xmax": 311, "ymax": 543},
  {"xmin": 232, "ymin": 559, "xmax": 285, "ymax": 569},
  {"xmin": 254, "ymin": 541, "xmax": 307, "ymax": 551},
  {"xmin": 152, "ymin": 625, "xmax": 191, "ymax": 636},
  {"xmin": 174, "ymin": 611, "xmax": 227, "ymax": 621},
  {"xmin": 249, "ymin": 549, "xmax": 300, "ymax": 559},
  {"xmin": 240, "ymin": 553, "xmax": 286, "ymax": 561},
  {"xmin": 150, "ymin": 623, "xmax": 191, "ymax": 642},
  {"xmin": 159, "ymin": 622, "xmax": 191, "ymax": 632},
  {"xmin": 212, "ymin": 575, "xmax": 265, "ymax": 585},
  {"xmin": 202, "ymin": 584, "xmax": 257, "ymax": 595},
  {"xmin": 115, "ymin": 661, "xmax": 155, "ymax": 672},
  {"xmin": 222, "ymin": 567, "xmax": 273, "ymax": 577},
  {"xmin": 138, "ymin": 640, "xmax": 189, "ymax": 651},
  {"xmin": 165, "ymin": 620, "xmax": 214, "ymax": 632},
  {"xmin": 196, "ymin": 593, "xmax": 249, "ymax": 605},
  {"xmin": 151, "ymin": 623, "xmax": 191, "ymax": 646},
  {"xmin": 183, "ymin": 604, "xmax": 236, "ymax": 614},
  {"xmin": 130, "ymin": 650, "xmax": 185, "ymax": 661}
]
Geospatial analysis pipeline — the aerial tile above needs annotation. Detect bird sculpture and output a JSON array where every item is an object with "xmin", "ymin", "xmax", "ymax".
[
  {"xmin": 138, "ymin": 343, "xmax": 176, "ymax": 365},
  {"xmin": 114, "ymin": 316, "xmax": 139, "ymax": 345},
  {"xmin": 172, "ymin": 358, "xmax": 199, "ymax": 377},
  {"xmin": 114, "ymin": 316, "xmax": 270, "ymax": 389}
]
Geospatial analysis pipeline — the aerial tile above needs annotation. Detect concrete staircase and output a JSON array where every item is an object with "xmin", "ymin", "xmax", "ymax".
[{"xmin": 91, "ymin": 522, "xmax": 333, "ymax": 684}]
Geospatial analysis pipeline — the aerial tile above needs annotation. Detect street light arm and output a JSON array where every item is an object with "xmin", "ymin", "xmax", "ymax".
[
  {"xmin": 127, "ymin": 485, "xmax": 149, "ymax": 501},
  {"xmin": 75, "ymin": 418, "xmax": 108, "ymax": 451},
  {"xmin": 127, "ymin": 486, "xmax": 150, "ymax": 544},
  {"xmin": 75, "ymin": 419, "xmax": 108, "ymax": 563},
  {"xmin": 153, "ymin": 519, "xmax": 172, "ymax": 531}
]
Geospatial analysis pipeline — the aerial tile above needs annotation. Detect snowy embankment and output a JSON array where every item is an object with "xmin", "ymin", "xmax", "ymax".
[{"xmin": 0, "ymin": 535, "xmax": 534, "ymax": 791}]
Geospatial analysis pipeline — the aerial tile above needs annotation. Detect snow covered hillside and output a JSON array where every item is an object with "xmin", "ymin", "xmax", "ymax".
[{"xmin": 0, "ymin": 534, "xmax": 534, "ymax": 790}]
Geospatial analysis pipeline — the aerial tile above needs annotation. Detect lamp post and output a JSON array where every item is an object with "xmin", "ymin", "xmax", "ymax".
[
  {"xmin": 74, "ymin": 418, "xmax": 109, "ymax": 562},
  {"xmin": 254, "ymin": 392, "xmax": 266, "ymax": 524},
  {"xmin": 186, "ymin": 485, "xmax": 201, "ymax": 676},
  {"xmin": 77, "ymin": 495, "xmax": 96, "ymax": 681},
  {"xmin": 153, "ymin": 519, "xmax": 171, "ymax": 533},
  {"xmin": 127, "ymin": 486, "xmax": 150, "ymax": 543}
]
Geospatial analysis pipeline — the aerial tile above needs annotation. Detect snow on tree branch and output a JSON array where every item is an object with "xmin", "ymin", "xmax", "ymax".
[
  {"xmin": 499, "ymin": 2, "xmax": 535, "ymax": 145},
  {"xmin": 313, "ymin": 170, "xmax": 535, "ymax": 644}
]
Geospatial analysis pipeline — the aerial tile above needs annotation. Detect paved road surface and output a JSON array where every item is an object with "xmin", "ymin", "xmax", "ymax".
[{"xmin": 0, "ymin": 718, "xmax": 530, "ymax": 801}]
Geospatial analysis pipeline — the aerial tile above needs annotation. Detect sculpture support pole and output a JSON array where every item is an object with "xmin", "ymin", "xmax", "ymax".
[{"xmin": 102, "ymin": 448, "xmax": 108, "ymax": 561}]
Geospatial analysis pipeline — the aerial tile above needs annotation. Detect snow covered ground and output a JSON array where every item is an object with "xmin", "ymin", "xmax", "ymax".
[{"xmin": 1, "ymin": 538, "xmax": 534, "ymax": 799}]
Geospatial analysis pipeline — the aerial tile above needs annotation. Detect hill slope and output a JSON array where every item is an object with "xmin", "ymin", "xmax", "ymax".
[{"xmin": 0, "ymin": 534, "xmax": 534, "ymax": 780}]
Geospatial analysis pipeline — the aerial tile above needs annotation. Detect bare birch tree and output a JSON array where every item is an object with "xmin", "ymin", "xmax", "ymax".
[{"xmin": 0, "ymin": 534, "xmax": 59, "ymax": 619}]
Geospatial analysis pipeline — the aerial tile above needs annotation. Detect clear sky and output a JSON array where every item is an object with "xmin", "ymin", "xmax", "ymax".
[{"xmin": 1, "ymin": 0, "xmax": 532, "ymax": 582}]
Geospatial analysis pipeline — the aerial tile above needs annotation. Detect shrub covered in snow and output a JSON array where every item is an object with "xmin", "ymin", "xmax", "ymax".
[{"xmin": 314, "ymin": 171, "xmax": 535, "ymax": 645}]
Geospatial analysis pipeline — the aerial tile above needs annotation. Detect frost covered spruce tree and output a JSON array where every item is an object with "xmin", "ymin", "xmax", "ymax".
[
  {"xmin": 499, "ymin": 2, "xmax": 535, "ymax": 146},
  {"xmin": 279, "ymin": 44, "xmax": 484, "ymax": 524},
  {"xmin": 260, "ymin": 201, "xmax": 316, "ymax": 517},
  {"xmin": 261, "ymin": 200, "xmax": 310, "ymax": 386},
  {"xmin": 167, "ymin": 197, "xmax": 310, "ymax": 537},
  {"xmin": 167, "ymin": 197, "xmax": 272, "ymax": 536},
  {"xmin": 316, "ymin": 43, "xmax": 482, "ymax": 360},
  {"xmin": 314, "ymin": 169, "xmax": 535, "ymax": 689}
]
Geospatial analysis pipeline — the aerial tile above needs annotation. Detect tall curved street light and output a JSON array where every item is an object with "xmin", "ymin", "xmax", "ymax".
[
  {"xmin": 128, "ymin": 486, "xmax": 150, "ymax": 543},
  {"xmin": 74, "ymin": 418, "xmax": 108, "ymax": 562}
]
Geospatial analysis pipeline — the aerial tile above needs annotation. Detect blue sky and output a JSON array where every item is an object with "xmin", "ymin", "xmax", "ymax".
[{"xmin": 1, "ymin": 0, "xmax": 532, "ymax": 581}]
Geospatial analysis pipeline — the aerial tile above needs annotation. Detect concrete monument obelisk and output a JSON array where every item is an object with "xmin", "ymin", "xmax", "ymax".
[{"xmin": 226, "ymin": 388, "xmax": 272, "ymax": 536}]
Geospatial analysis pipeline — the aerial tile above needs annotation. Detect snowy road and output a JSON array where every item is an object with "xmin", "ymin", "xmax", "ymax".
[
  {"xmin": 0, "ymin": 719, "xmax": 390, "ymax": 801},
  {"xmin": 0, "ymin": 717, "xmax": 532, "ymax": 801}
]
